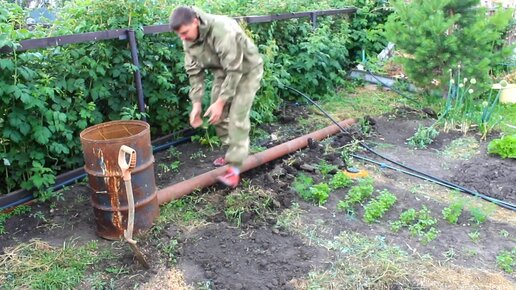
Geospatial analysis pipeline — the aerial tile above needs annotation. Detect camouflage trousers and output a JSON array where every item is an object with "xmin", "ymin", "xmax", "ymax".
[{"xmin": 210, "ymin": 64, "xmax": 264, "ymax": 168}]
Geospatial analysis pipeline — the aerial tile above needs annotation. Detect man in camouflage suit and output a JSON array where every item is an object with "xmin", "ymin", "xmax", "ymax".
[{"xmin": 169, "ymin": 6, "xmax": 264, "ymax": 187}]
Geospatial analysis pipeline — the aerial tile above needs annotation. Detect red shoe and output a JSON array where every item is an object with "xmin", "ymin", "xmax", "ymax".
[
  {"xmin": 213, "ymin": 157, "xmax": 227, "ymax": 167},
  {"xmin": 217, "ymin": 167, "xmax": 240, "ymax": 188}
]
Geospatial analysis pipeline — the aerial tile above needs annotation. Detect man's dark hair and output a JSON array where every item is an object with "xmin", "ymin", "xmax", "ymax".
[{"xmin": 169, "ymin": 6, "xmax": 196, "ymax": 31}]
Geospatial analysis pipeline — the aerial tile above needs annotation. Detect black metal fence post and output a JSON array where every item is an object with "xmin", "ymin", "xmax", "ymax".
[
  {"xmin": 311, "ymin": 12, "xmax": 317, "ymax": 29},
  {"xmin": 127, "ymin": 29, "xmax": 146, "ymax": 121}
]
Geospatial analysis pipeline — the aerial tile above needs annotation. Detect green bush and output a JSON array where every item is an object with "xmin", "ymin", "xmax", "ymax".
[
  {"xmin": 0, "ymin": 0, "xmax": 355, "ymax": 196},
  {"xmin": 346, "ymin": 0, "xmax": 392, "ymax": 63}
]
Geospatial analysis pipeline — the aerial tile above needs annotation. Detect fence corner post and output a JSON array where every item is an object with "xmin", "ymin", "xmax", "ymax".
[{"xmin": 127, "ymin": 29, "xmax": 147, "ymax": 122}]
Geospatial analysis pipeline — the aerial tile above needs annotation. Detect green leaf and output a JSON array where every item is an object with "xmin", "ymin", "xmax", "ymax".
[
  {"xmin": 96, "ymin": 66, "xmax": 106, "ymax": 76},
  {"xmin": 0, "ymin": 58, "xmax": 14, "ymax": 70},
  {"xmin": 3, "ymin": 128, "xmax": 22, "ymax": 143},
  {"xmin": 31, "ymin": 175, "xmax": 44, "ymax": 188},
  {"xmin": 19, "ymin": 122, "xmax": 31, "ymax": 135},
  {"xmin": 33, "ymin": 126, "xmax": 52, "ymax": 144},
  {"xmin": 50, "ymin": 142, "xmax": 70, "ymax": 155}
]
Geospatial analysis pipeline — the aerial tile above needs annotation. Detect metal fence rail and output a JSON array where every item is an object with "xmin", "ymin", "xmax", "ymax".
[{"xmin": 0, "ymin": 8, "xmax": 356, "ymax": 53}]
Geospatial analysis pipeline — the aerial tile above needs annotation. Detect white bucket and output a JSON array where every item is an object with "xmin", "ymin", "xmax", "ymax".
[{"xmin": 492, "ymin": 83, "xmax": 516, "ymax": 104}]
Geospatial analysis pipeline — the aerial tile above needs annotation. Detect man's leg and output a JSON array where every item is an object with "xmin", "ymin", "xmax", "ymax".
[
  {"xmin": 211, "ymin": 69, "xmax": 230, "ymax": 166},
  {"xmin": 218, "ymin": 65, "xmax": 264, "ymax": 187},
  {"xmin": 211, "ymin": 69, "xmax": 230, "ymax": 146}
]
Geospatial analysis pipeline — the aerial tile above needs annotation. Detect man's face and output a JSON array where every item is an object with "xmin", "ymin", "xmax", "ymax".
[{"xmin": 175, "ymin": 18, "xmax": 199, "ymax": 42}]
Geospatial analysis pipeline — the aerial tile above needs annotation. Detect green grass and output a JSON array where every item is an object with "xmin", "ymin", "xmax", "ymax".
[
  {"xmin": 155, "ymin": 194, "xmax": 215, "ymax": 231},
  {"xmin": 224, "ymin": 185, "xmax": 275, "ymax": 226},
  {"xmin": 0, "ymin": 240, "xmax": 103, "ymax": 289},
  {"xmin": 275, "ymin": 203, "xmax": 303, "ymax": 231},
  {"xmin": 306, "ymin": 232, "xmax": 418, "ymax": 289},
  {"xmin": 497, "ymin": 104, "xmax": 516, "ymax": 135},
  {"xmin": 319, "ymin": 89, "xmax": 405, "ymax": 120}
]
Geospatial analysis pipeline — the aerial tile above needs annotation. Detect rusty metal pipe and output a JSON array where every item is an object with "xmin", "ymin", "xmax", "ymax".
[{"xmin": 157, "ymin": 118, "xmax": 356, "ymax": 204}]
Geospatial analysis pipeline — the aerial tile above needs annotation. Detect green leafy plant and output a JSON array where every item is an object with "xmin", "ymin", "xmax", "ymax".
[
  {"xmin": 499, "ymin": 229, "xmax": 510, "ymax": 238},
  {"xmin": 309, "ymin": 183, "xmax": 331, "ymax": 206},
  {"xmin": 120, "ymin": 104, "xmax": 149, "ymax": 120},
  {"xmin": 488, "ymin": 134, "xmax": 516, "ymax": 159},
  {"xmin": 362, "ymin": 189, "xmax": 397, "ymax": 223},
  {"xmin": 316, "ymin": 160, "xmax": 338, "ymax": 176},
  {"xmin": 191, "ymin": 124, "xmax": 222, "ymax": 150},
  {"xmin": 442, "ymin": 248, "xmax": 457, "ymax": 262},
  {"xmin": 292, "ymin": 173, "xmax": 314, "ymax": 201},
  {"xmin": 162, "ymin": 239, "xmax": 180, "ymax": 264},
  {"xmin": 347, "ymin": 0, "xmax": 391, "ymax": 62},
  {"xmin": 391, "ymin": 208, "xmax": 417, "ymax": 232},
  {"xmin": 469, "ymin": 207, "xmax": 488, "ymax": 224},
  {"xmin": 189, "ymin": 150, "xmax": 206, "ymax": 160},
  {"xmin": 329, "ymin": 171, "xmax": 353, "ymax": 190},
  {"xmin": 167, "ymin": 146, "xmax": 182, "ymax": 159},
  {"xmin": 442, "ymin": 198, "xmax": 464, "ymax": 224},
  {"xmin": 293, "ymin": 173, "xmax": 332, "ymax": 205},
  {"xmin": 407, "ymin": 125, "xmax": 439, "ymax": 149},
  {"xmin": 391, "ymin": 206, "xmax": 439, "ymax": 245},
  {"xmin": 158, "ymin": 160, "xmax": 181, "ymax": 174},
  {"xmin": 337, "ymin": 178, "xmax": 374, "ymax": 213},
  {"xmin": 170, "ymin": 160, "xmax": 181, "ymax": 172},
  {"xmin": 468, "ymin": 230, "xmax": 481, "ymax": 243},
  {"xmin": 496, "ymin": 247, "xmax": 516, "ymax": 273}
]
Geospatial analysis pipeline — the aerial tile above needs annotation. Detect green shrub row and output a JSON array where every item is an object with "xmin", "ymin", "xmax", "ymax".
[{"xmin": 0, "ymin": 0, "xmax": 389, "ymax": 196}]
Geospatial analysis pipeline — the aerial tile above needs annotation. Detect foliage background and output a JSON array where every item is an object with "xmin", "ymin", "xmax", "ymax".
[{"xmin": 0, "ymin": 0, "xmax": 390, "ymax": 196}]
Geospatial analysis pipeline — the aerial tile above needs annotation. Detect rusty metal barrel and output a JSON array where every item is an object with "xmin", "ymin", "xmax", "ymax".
[{"xmin": 80, "ymin": 120, "xmax": 159, "ymax": 240}]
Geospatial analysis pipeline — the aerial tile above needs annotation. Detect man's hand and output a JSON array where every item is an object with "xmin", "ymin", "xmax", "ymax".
[
  {"xmin": 204, "ymin": 98, "xmax": 226, "ymax": 125},
  {"xmin": 189, "ymin": 102, "xmax": 203, "ymax": 128}
]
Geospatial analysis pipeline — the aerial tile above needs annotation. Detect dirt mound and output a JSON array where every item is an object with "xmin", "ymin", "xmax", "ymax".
[
  {"xmin": 178, "ymin": 223, "xmax": 327, "ymax": 289},
  {"xmin": 452, "ymin": 155, "xmax": 516, "ymax": 205}
]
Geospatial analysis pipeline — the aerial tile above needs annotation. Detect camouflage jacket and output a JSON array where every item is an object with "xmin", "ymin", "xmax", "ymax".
[{"xmin": 183, "ymin": 8, "xmax": 263, "ymax": 103}]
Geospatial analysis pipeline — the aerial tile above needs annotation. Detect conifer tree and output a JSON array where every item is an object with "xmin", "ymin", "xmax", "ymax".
[{"xmin": 385, "ymin": 0, "xmax": 513, "ymax": 93}]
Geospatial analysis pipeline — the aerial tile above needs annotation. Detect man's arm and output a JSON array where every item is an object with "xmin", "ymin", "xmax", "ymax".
[
  {"xmin": 185, "ymin": 52, "xmax": 205, "ymax": 104},
  {"xmin": 214, "ymin": 31, "xmax": 244, "ymax": 102}
]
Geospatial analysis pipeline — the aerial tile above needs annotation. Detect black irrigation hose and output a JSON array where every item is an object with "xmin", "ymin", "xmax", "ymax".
[
  {"xmin": 352, "ymin": 154, "xmax": 516, "ymax": 211},
  {"xmin": 284, "ymin": 86, "xmax": 516, "ymax": 212}
]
